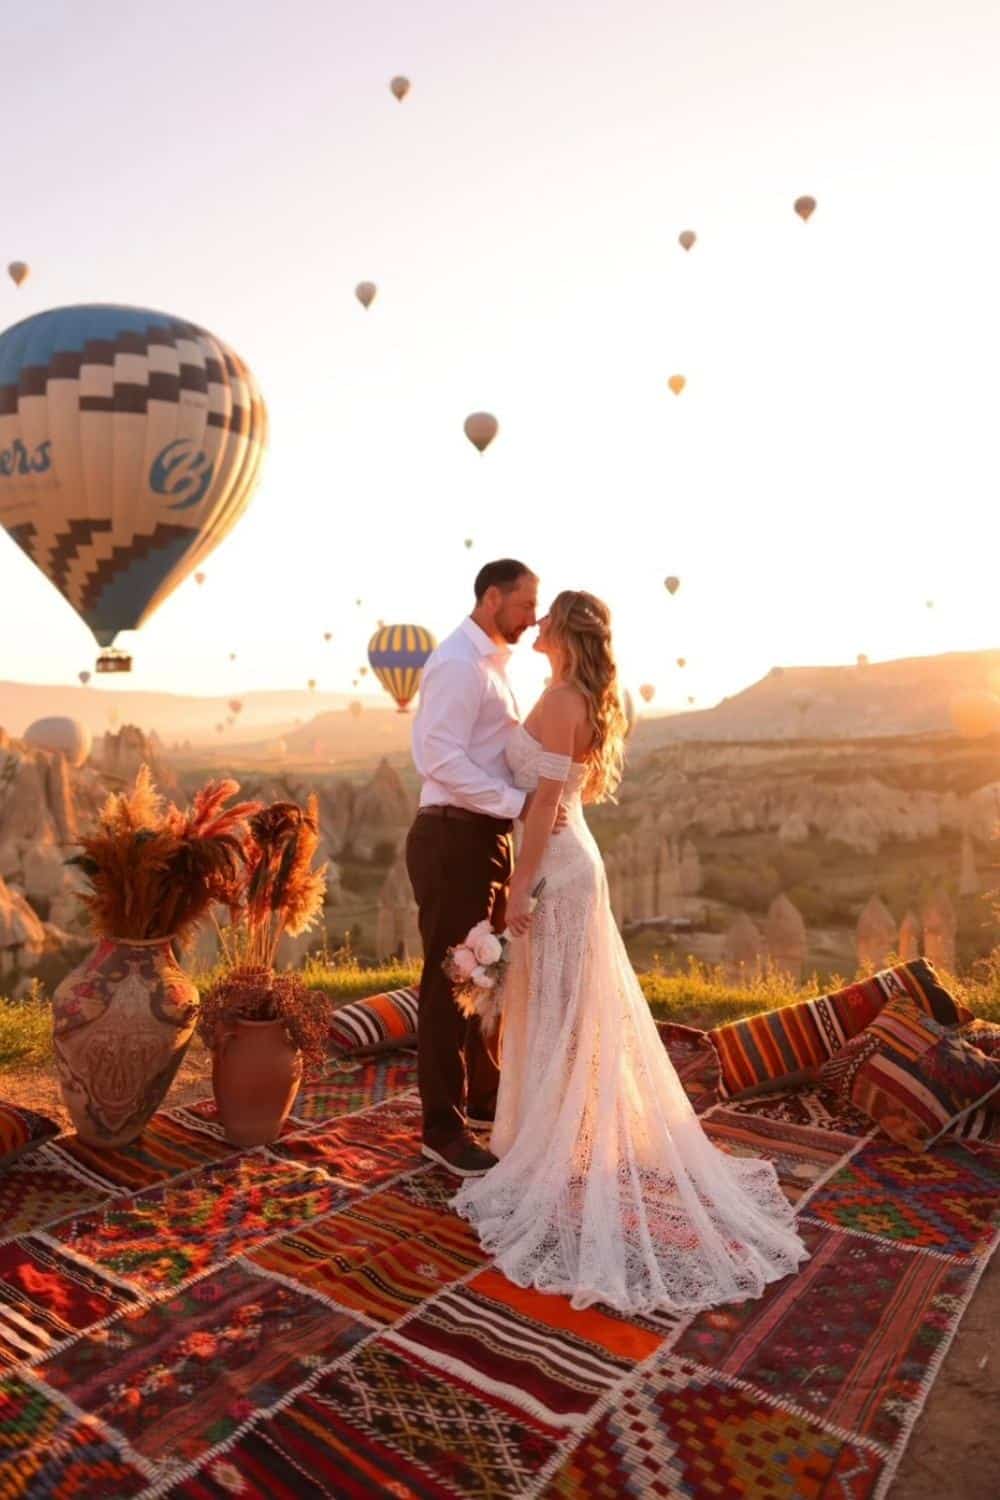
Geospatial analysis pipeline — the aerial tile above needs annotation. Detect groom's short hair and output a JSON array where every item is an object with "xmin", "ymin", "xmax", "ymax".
[{"xmin": 474, "ymin": 558, "xmax": 536, "ymax": 602}]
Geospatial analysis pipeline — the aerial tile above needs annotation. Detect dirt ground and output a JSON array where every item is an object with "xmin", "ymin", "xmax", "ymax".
[{"xmin": 4, "ymin": 1056, "xmax": 998, "ymax": 1499}]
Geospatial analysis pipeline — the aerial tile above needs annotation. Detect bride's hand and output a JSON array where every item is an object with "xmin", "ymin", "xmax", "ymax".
[
  {"xmin": 520, "ymin": 792, "xmax": 567, "ymax": 834},
  {"xmin": 506, "ymin": 874, "xmax": 535, "ymax": 935}
]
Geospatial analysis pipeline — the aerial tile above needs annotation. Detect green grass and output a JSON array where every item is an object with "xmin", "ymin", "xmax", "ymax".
[{"xmin": 4, "ymin": 953, "xmax": 998, "ymax": 1073}]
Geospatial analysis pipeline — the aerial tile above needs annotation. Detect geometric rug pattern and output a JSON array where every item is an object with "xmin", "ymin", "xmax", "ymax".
[{"xmin": 0, "ymin": 1049, "xmax": 997, "ymax": 1498}]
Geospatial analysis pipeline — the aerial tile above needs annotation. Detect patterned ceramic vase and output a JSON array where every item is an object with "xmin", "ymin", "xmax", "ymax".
[
  {"xmin": 52, "ymin": 937, "xmax": 199, "ymax": 1147},
  {"xmin": 212, "ymin": 1017, "xmax": 303, "ymax": 1147}
]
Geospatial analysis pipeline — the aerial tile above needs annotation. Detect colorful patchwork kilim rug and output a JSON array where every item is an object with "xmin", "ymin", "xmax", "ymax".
[{"xmin": 1, "ymin": 1046, "xmax": 998, "ymax": 1498}]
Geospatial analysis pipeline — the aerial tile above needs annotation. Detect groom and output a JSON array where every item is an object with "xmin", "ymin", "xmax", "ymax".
[{"xmin": 406, "ymin": 558, "xmax": 544, "ymax": 1177}]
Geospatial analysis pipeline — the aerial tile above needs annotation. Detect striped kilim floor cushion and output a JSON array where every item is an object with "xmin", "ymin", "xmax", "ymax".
[
  {"xmin": 709, "ymin": 958, "xmax": 973, "ymax": 1099},
  {"xmin": 1, "ymin": 1039, "xmax": 997, "ymax": 1498}
]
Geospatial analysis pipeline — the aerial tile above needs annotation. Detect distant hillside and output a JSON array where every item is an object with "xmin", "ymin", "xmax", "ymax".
[
  {"xmin": 3, "ymin": 646, "xmax": 999, "ymax": 754},
  {"xmin": 633, "ymin": 649, "xmax": 1000, "ymax": 749},
  {"xmin": 0, "ymin": 681, "xmax": 384, "ymax": 742}
]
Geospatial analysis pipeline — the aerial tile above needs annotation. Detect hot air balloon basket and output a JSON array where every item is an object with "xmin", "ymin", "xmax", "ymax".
[{"xmin": 95, "ymin": 649, "xmax": 132, "ymax": 673}]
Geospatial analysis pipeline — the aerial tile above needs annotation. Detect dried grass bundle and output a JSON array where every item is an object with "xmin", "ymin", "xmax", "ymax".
[
  {"xmin": 69, "ymin": 766, "xmax": 261, "ymax": 946},
  {"xmin": 214, "ymin": 794, "xmax": 327, "ymax": 971}
]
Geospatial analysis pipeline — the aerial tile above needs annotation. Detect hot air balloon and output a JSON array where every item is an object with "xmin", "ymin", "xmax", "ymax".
[
  {"xmin": 307, "ymin": 678, "xmax": 316, "ymax": 691},
  {"xmin": 794, "ymin": 195, "xmax": 816, "ymax": 222},
  {"xmin": 464, "ymin": 538, "xmax": 473, "ymax": 549},
  {"xmin": 368, "ymin": 623, "xmax": 437, "ymax": 712},
  {"xmin": 678, "ymin": 230, "xmax": 696, "ymax": 251},
  {"xmin": 464, "ymin": 412, "xmax": 498, "ymax": 453},
  {"xmin": 925, "ymin": 600, "xmax": 935, "ymax": 610},
  {"xmin": 359, "ymin": 665, "xmax": 368, "ymax": 677},
  {"xmin": 24, "ymin": 716, "xmax": 91, "ymax": 767},
  {"xmin": 0, "ymin": 305, "xmax": 267, "ymax": 672},
  {"xmin": 639, "ymin": 683, "xmax": 655, "ymax": 704},
  {"xmin": 7, "ymin": 263, "xmax": 29, "ymax": 288},
  {"xmin": 323, "ymin": 631, "xmax": 332, "ymax": 642},
  {"xmin": 226, "ymin": 715, "xmax": 234, "ymax": 727},
  {"xmin": 78, "ymin": 670, "xmax": 90, "ymax": 685},
  {"xmin": 195, "ymin": 572, "xmax": 206, "ymax": 585},
  {"xmin": 228, "ymin": 698, "xmax": 242, "ymax": 715},
  {"xmin": 676, "ymin": 657, "xmax": 686, "ymax": 668},
  {"xmin": 352, "ymin": 678, "xmax": 358, "ymax": 687},
  {"xmin": 664, "ymin": 576, "xmax": 680, "ymax": 595},
  {"xmin": 349, "ymin": 701, "xmax": 362, "ymax": 719},
  {"xmin": 857, "ymin": 653, "xmax": 869, "ymax": 667},
  {"xmin": 687, "ymin": 695, "xmax": 695, "ymax": 705},
  {"xmin": 949, "ymin": 692, "xmax": 1000, "ymax": 738},
  {"xmin": 355, "ymin": 282, "xmax": 376, "ymax": 310},
  {"xmin": 355, "ymin": 598, "xmax": 363, "ymax": 607},
  {"xmin": 390, "ymin": 76, "xmax": 410, "ymax": 101},
  {"xmin": 229, "ymin": 653, "xmax": 237, "ymax": 663},
  {"xmin": 667, "ymin": 375, "xmax": 686, "ymax": 396}
]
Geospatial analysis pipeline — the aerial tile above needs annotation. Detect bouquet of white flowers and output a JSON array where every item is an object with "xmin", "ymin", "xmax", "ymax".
[{"xmin": 443, "ymin": 878, "xmax": 546, "ymax": 1036}]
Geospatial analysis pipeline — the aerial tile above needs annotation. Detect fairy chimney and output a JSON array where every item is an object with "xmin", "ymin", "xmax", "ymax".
[
  {"xmin": 898, "ymin": 910, "xmax": 921, "ymax": 962},
  {"xmin": 722, "ymin": 912, "xmax": 765, "ymax": 985},
  {"xmin": 959, "ymin": 833, "xmax": 980, "ymax": 897},
  {"xmin": 766, "ymin": 893, "xmax": 807, "ymax": 980},
  {"xmin": 856, "ymin": 895, "xmax": 897, "ymax": 972},
  {"xmin": 679, "ymin": 838, "xmax": 702, "ymax": 896},
  {"xmin": 375, "ymin": 854, "xmax": 421, "ymax": 961},
  {"xmin": 921, "ymin": 889, "xmax": 957, "ymax": 974},
  {"xmin": 0, "ymin": 875, "xmax": 46, "ymax": 977}
]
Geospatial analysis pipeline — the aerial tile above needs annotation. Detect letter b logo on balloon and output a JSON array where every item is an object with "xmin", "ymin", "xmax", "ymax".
[{"xmin": 149, "ymin": 438, "xmax": 215, "ymax": 511}]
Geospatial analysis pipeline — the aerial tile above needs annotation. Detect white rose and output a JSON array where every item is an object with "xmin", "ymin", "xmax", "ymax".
[
  {"xmin": 450, "ymin": 945, "xmax": 478, "ymax": 978},
  {"xmin": 471, "ymin": 931, "xmax": 503, "ymax": 966},
  {"xmin": 467, "ymin": 919, "xmax": 493, "ymax": 943},
  {"xmin": 471, "ymin": 965, "xmax": 497, "ymax": 990}
]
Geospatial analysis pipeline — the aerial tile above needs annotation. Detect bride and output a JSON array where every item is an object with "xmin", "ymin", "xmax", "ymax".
[{"xmin": 453, "ymin": 589, "xmax": 809, "ymax": 1315}]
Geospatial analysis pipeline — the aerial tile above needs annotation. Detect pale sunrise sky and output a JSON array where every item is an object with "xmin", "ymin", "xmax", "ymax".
[{"xmin": 1, "ymin": 0, "xmax": 999, "ymax": 717}]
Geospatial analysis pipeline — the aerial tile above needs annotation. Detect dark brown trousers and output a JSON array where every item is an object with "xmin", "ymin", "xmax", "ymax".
[{"xmin": 405, "ymin": 809, "xmax": 513, "ymax": 1149}]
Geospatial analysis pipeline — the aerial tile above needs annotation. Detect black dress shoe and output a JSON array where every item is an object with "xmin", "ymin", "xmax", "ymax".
[{"xmin": 421, "ymin": 1134, "xmax": 498, "ymax": 1178}]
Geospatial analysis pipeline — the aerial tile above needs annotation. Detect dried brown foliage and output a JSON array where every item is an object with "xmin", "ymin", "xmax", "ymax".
[
  {"xmin": 214, "ymin": 794, "xmax": 327, "ymax": 970},
  {"xmin": 69, "ymin": 767, "xmax": 261, "ymax": 946},
  {"xmin": 197, "ymin": 965, "xmax": 332, "ymax": 1074}
]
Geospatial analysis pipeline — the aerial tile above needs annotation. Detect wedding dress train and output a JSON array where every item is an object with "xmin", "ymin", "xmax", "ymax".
[{"xmin": 452, "ymin": 723, "xmax": 809, "ymax": 1315}]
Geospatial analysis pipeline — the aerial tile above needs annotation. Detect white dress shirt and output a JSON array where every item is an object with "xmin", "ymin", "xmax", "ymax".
[{"xmin": 412, "ymin": 617, "xmax": 526, "ymax": 820}]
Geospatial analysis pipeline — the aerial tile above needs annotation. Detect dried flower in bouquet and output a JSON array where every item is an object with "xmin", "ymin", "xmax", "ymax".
[
  {"xmin": 197, "ymin": 965, "xmax": 332, "ymax": 1076},
  {"xmin": 67, "ymin": 766, "xmax": 261, "ymax": 947},
  {"xmin": 444, "ymin": 878, "xmax": 546, "ymax": 1036},
  {"xmin": 212, "ymin": 794, "xmax": 328, "ymax": 971}
]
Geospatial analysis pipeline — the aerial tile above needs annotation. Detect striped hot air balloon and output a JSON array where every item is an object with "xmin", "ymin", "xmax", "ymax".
[
  {"xmin": 0, "ymin": 304, "xmax": 267, "ymax": 667},
  {"xmin": 367, "ymin": 623, "xmax": 436, "ymax": 712}
]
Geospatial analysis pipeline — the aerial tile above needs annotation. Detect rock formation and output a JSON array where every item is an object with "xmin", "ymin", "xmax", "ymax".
[
  {"xmin": 766, "ymin": 893, "xmax": 807, "ymax": 979},
  {"xmin": 95, "ymin": 725, "xmax": 179, "ymax": 793},
  {"xmin": 856, "ymin": 895, "xmax": 897, "ymax": 972},
  {"xmin": 375, "ymin": 855, "xmax": 422, "ymax": 960},
  {"xmin": 959, "ymin": 833, "xmax": 980, "ymax": 897},
  {"xmin": 0, "ymin": 876, "xmax": 45, "ymax": 977},
  {"xmin": 344, "ymin": 759, "xmax": 415, "ymax": 860},
  {"xmin": 722, "ymin": 912, "xmax": 765, "ymax": 983},
  {"xmin": 604, "ymin": 823, "xmax": 702, "ymax": 927},
  {"xmin": 898, "ymin": 910, "xmax": 921, "ymax": 961},
  {"xmin": 921, "ymin": 889, "xmax": 957, "ymax": 974}
]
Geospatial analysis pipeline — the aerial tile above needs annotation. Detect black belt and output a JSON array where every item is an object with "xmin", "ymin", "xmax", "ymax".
[{"xmin": 418, "ymin": 805, "xmax": 513, "ymax": 833}]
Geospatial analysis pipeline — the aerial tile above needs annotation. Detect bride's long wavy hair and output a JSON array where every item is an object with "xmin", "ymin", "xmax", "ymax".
[{"xmin": 546, "ymin": 590, "xmax": 628, "ymax": 804}]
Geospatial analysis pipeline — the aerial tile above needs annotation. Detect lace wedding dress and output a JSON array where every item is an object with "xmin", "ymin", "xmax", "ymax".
[{"xmin": 452, "ymin": 723, "xmax": 809, "ymax": 1315}]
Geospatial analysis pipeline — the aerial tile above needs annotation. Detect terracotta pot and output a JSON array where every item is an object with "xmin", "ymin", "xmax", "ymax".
[
  {"xmin": 52, "ymin": 936, "xmax": 198, "ymax": 1147},
  {"xmin": 212, "ymin": 1017, "xmax": 303, "ymax": 1147}
]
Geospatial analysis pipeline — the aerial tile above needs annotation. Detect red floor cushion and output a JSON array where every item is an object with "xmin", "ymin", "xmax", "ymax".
[
  {"xmin": 709, "ymin": 958, "xmax": 972, "ymax": 1099},
  {"xmin": 819, "ymin": 994, "xmax": 1000, "ymax": 1151}
]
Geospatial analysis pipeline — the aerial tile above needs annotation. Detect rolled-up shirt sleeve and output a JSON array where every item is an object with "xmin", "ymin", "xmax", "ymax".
[{"xmin": 416, "ymin": 659, "xmax": 526, "ymax": 819}]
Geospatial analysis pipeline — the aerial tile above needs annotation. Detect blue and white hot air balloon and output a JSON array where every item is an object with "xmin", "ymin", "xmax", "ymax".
[{"xmin": 0, "ymin": 304, "xmax": 267, "ymax": 670}]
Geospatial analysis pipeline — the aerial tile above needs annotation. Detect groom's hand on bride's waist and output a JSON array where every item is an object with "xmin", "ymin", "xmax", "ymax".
[{"xmin": 520, "ymin": 792, "xmax": 568, "ymax": 833}]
